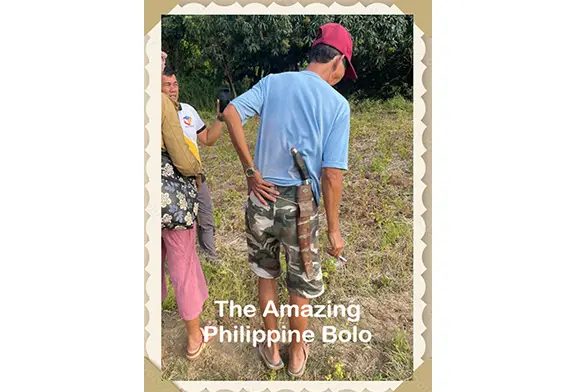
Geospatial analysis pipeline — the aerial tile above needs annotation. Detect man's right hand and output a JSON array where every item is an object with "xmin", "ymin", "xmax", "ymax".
[
  {"xmin": 326, "ymin": 229, "xmax": 345, "ymax": 258},
  {"xmin": 247, "ymin": 170, "xmax": 279, "ymax": 204}
]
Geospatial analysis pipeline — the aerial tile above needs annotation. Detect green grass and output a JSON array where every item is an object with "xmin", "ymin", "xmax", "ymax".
[
  {"xmin": 384, "ymin": 329, "xmax": 412, "ymax": 380},
  {"xmin": 162, "ymin": 96, "xmax": 414, "ymax": 381}
]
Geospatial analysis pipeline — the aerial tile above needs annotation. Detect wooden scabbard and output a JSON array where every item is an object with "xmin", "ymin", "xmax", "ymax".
[{"xmin": 296, "ymin": 185, "xmax": 314, "ymax": 279}]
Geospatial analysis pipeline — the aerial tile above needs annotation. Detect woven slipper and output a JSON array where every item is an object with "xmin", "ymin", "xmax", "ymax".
[
  {"xmin": 186, "ymin": 325, "xmax": 216, "ymax": 360},
  {"xmin": 287, "ymin": 343, "xmax": 309, "ymax": 378},
  {"xmin": 258, "ymin": 342, "xmax": 284, "ymax": 370}
]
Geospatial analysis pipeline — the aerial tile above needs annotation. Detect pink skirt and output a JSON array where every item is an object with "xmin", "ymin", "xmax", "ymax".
[{"xmin": 161, "ymin": 225, "xmax": 208, "ymax": 321}]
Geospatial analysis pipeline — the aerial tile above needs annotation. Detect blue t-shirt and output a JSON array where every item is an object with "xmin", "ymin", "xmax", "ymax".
[{"xmin": 230, "ymin": 70, "xmax": 350, "ymax": 205}]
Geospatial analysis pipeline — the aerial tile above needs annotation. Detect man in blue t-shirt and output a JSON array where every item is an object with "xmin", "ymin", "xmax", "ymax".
[{"xmin": 222, "ymin": 23, "xmax": 357, "ymax": 377}]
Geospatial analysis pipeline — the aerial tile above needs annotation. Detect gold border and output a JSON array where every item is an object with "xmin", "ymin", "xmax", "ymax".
[
  {"xmin": 144, "ymin": 1, "xmax": 431, "ymax": 36},
  {"xmin": 145, "ymin": 1, "xmax": 431, "ymax": 390}
]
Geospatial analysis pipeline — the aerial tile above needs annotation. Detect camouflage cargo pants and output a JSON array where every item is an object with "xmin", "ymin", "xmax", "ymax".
[{"xmin": 245, "ymin": 185, "xmax": 324, "ymax": 299}]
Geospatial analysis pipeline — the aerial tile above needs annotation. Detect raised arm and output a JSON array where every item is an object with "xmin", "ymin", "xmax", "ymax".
[{"xmin": 196, "ymin": 100, "xmax": 224, "ymax": 146}]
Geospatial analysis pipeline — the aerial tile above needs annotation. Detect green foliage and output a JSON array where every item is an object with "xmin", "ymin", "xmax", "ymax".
[
  {"xmin": 325, "ymin": 359, "xmax": 348, "ymax": 380},
  {"xmin": 162, "ymin": 15, "xmax": 413, "ymax": 110},
  {"xmin": 322, "ymin": 257, "xmax": 338, "ymax": 280},
  {"xmin": 385, "ymin": 329, "xmax": 412, "ymax": 380},
  {"xmin": 328, "ymin": 15, "xmax": 414, "ymax": 100},
  {"xmin": 161, "ymin": 275, "xmax": 177, "ymax": 311}
]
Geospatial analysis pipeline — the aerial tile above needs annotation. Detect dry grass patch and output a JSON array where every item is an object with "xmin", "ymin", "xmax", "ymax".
[{"xmin": 162, "ymin": 96, "xmax": 414, "ymax": 381}]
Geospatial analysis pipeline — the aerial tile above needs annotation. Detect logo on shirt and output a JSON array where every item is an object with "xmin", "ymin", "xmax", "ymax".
[{"xmin": 182, "ymin": 116, "xmax": 193, "ymax": 127}]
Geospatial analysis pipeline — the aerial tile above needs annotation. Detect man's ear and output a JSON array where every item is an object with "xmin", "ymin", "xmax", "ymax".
[
  {"xmin": 332, "ymin": 54, "xmax": 345, "ymax": 71},
  {"xmin": 331, "ymin": 55, "xmax": 341, "ymax": 71}
]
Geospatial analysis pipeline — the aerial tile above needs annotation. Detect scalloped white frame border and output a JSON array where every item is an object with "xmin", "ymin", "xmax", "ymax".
[{"xmin": 144, "ymin": 3, "xmax": 426, "ymax": 391}]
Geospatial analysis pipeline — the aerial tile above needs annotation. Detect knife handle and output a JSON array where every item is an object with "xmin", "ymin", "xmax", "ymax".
[{"xmin": 290, "ymin": 147, "xmax": 310, "ymax": 181}]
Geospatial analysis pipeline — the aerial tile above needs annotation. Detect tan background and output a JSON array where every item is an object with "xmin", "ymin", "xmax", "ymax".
[{"xmin": 145, "ymin": 1, "xmax": 431, "ymax": 391}]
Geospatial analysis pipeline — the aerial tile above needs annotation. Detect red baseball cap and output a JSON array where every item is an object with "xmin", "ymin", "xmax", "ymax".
[{"xmin": 312, "ymin": 23, "xmax": 357, "ymax": 80}]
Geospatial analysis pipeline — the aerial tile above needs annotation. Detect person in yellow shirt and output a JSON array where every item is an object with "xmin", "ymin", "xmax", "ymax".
[
  {"xmin": 160, "ymin": 51, "xmax": 215, "ymax": 360},
  {"xmin": 162, "ymin": 68, "xmax": 224, "ymax": 264}
]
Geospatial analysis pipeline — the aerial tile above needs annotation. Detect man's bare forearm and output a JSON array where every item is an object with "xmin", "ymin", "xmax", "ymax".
[
  {"xmin": 203, "ymin": 120, "xmax": 222, "ymax": 146},
  {"xmin": 222, "ymin": 104, "xmax": 254, "ymax": 168},
  {"xmin": 321, "ymin": 168, "xmax": 343, "ymax": 233}
]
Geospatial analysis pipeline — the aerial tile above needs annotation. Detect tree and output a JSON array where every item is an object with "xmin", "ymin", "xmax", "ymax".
[{"xmin": 161, "ymin": 14, "xmax": 414, "ymax": 110}]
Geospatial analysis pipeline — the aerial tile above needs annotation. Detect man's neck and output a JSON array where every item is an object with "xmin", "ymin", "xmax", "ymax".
[{"xmin": 305, "ymin": 63, "xmax": 331, "ymax": 84}]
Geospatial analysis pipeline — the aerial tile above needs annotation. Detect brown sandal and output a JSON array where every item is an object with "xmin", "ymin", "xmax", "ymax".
[
  {"xmin": 258, "ymin": 342, "xmax": 284, "ymax": 370},
  {"xmin": 186, "ymin": 324, "xmax": 216, "ymax": 360},
  {"xmin": 287, "ymin": 343, "xmax": 309, "ymax": 378}
]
